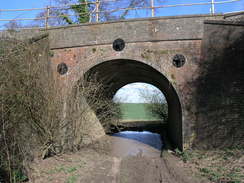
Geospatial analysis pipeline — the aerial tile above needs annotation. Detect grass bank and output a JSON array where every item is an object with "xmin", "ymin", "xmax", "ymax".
[{"xmin": 174, "ymin": 148, "xmax": 244, "ymax": 183}]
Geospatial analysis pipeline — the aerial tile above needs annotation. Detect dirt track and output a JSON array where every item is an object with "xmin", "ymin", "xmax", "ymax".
[{"xmin": 28, "ymin": 135, "xmax": 208, "ymax": 183}]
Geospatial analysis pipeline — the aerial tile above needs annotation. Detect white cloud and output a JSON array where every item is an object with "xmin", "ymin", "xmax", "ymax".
[{"xmin": 113, "ymin": 82, "xmax": 165, "ymax": 103}]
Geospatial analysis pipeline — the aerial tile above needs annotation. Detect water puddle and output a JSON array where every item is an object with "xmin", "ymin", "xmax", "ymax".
[{"xmin": 110, "ymin": 131, "xmax": 163, "ymax": 157}]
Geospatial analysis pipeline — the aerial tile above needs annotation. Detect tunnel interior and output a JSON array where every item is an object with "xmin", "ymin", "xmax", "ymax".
[{"xmin": 83, "ymin": 59, "xmax": 183, "ymax": 150}]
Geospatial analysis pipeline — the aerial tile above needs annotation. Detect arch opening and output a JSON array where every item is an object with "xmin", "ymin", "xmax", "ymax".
[
  {"xmin": 112, "ymin": 82, "xmax": 168, "ymax": 150},
  {"xmin": 83, "ymin": 59, "xmax": 183, "ymax": 150},
  {"xmin": 113, "ymin": 82, "xmax": 168, "ymax": 129}
]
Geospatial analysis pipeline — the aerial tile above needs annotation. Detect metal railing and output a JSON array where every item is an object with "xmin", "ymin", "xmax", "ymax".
[{"xmin": 0, "ymin": 0, "xmax": 241, "ymax": 29}]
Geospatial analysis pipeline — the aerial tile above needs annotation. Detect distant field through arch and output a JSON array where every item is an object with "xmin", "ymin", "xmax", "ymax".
[{"xmin": 113, "ymin": 82, "xmax": 167, "ymax": 122}]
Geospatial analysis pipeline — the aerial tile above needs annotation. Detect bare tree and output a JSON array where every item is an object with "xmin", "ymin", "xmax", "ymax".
[
  {"xmin": 4, "ymin": 20, "xmax": 22, "ymax": 30},
  {"xmin": 139, "ymin": 89, "xmax": 168, "ymax": 122},
  {"xmin": 33, "ymin": 0, "xmax": 166, "ymax": 26}
]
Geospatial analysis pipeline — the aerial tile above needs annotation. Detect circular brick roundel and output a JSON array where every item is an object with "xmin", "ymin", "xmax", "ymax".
[
  {"xmin": 57, "ymin": 63, "xmax": 68, "ymax": 75},
  {"xmin": 113, "ymin": 38, "xmax": 125, "ymax": 51},
  {"xmin": 172, "ymin": 54, "xmax": 186, "ymax": 68}
]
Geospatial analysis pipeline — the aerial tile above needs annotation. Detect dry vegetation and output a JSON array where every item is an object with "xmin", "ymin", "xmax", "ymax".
[
  {"xmin": 0, "ymin": 37, "xmax": 57, "ymax": 182},
  {"xmin": 139, "ymin": 89, "xmax": 168, "ymax": 122},
  {"xmin": 74, "ymin": 77, "xmax": 121, "ymax": 131},
  {"xmin": 0, "ymin": 36, "xmax": 119, "ymax": 183},
  {"xmin": 174, "ymin": 148, "xmax": 244, "ymax": 183}
]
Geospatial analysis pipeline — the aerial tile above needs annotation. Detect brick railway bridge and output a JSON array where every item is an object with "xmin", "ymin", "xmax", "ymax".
[{"xmin": 2, "ymin": 12, "xmax": 244, "ymax": 150}]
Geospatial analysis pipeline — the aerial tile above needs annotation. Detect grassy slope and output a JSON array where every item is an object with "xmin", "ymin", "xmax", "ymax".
[
  {"xmin": 119, "ymin": 103, "xmax": 161, "ymax": 121},
  {"xmin": 175, "ymin": 148, "xmax": 244, "ymax": 183}
]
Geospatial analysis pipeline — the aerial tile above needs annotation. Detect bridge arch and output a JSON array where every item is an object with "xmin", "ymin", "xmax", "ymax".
[{"xmin": 83, "ymin": 59, "xmax": 183, "ymax": 150}]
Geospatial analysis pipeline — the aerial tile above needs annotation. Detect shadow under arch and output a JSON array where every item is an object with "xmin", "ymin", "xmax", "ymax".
[{"xmin": 83, "ymin": 59, "xmax": 183, "ymax": 150}]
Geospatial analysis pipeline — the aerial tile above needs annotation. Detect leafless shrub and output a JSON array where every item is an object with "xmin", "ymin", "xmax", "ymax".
[
  {"xmin": 64, "ymin": 77, "xmax": 120, "ymax": 150},
  {"xmin": 84, "ymin": 79, "xmax": 121, "ymax": 131},
  {"xmin": 0, "ymin": 36, "xmax": 120, "ymax": 182},
  {"xmin": 0, "ymin": 37, "xmax": 63, "ymax": 182}
]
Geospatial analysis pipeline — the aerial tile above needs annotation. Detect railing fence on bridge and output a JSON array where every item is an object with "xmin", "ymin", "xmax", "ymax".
[{"xmin": 0, "ymin": 0, "xmax": 241, "ymax": 30}]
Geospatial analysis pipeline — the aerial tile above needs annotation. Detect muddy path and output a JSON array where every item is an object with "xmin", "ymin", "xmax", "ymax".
[{"xmin": 28, "ymin": 132, "xmax": 208, "ymax": 183}]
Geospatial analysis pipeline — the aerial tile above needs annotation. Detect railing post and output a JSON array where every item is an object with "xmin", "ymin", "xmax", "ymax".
[
  {"xmin": 45, "ymin": 6, "xmax": 50, "ymax": 29},
  {"xmin": 95, "ymin": 0, "xmax": 100, "ymax": 22},
  {"xmin": 211, "ymin": 0, "xmax": 215, "ymax": 15},
  {"xmin": 151, "ymin": 0, "xmax": 155, "ymax": 17}
]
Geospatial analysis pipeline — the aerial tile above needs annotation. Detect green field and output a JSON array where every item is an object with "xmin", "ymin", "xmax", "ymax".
[{"xmin": 119, "ymin": 103, "xmax": 161, "ymax": 121}]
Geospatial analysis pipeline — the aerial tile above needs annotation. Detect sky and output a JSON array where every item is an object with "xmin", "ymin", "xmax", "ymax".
[
  {"xmin": 0, "ymin": 0, "xmax": 243, "ymax": 102},
  {"xmin": 0, "ymin": 0, "xmax": 243, "ymax": 28},
  {"xmin": 113, "ymin": 83, "xmax": 165, "ymax": 103}
]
